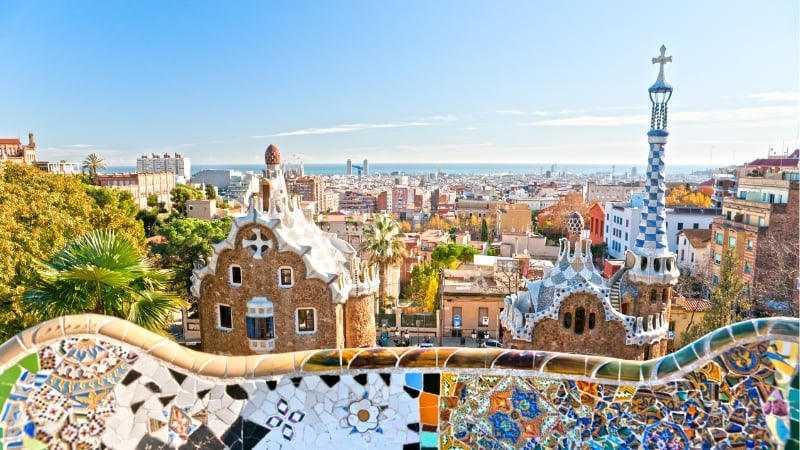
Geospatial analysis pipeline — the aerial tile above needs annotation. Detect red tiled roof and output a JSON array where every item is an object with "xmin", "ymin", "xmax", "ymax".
[
  {"xmin": 745, "ymin": 158, "xmax": 800, "ymax": 167},
  {"xmin": 684, "ymin": 299, "xmax": 712, "ymax": 311},
  {"xmin": 0, "ymin": 138, "xmax": 21, "ymax": 145}
]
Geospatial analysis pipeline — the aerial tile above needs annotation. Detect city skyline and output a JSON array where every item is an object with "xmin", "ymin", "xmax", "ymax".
[{"xmin": 1, "ymin": 1, "xmax": 797, "ymax": 167}]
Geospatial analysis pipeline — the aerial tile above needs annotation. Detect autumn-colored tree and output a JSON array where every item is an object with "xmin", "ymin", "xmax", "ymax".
[
  {"xmin": 666, "ymin": 184, "xmax": 712, "ymax": 208},
  {"xmin": 425, "ymin": 215, "xmax": 449, "ymax": 231},
  {"xmin": 398, "ymin": 220, "xmax": 412, "ymax": 233},
  {"xmin": 404, "ymin": 262, "xmax": 440, "ymax": 313},
  {"xmin": 538, "ymin": 191, "xmax": 589, "ymax": 241},
  {"xmin": 0, "ymin": 162, "xmax": 146, "ymax": 342}
]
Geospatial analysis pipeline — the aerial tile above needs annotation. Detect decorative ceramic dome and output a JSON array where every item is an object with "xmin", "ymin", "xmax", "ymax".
[
  {"xmin": 567, "ymin": 211, "xmax": 584, "ymax": 238},
  {"xmin": 265, "ymin": 144, "xmax": 281, "ymax": 165}
]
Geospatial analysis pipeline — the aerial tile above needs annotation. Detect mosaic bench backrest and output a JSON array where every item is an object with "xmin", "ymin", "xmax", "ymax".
[{"xmin": 0, "ymin": 315, "xmax": 797, "ymax": 449}]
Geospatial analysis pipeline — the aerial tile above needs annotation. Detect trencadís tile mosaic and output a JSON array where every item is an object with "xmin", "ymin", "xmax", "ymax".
[{"xmin": 0, "ymin": 315, "xmax": 797, "ymax": 449}]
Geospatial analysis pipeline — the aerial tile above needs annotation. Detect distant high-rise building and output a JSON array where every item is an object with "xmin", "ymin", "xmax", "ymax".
[
  {"xmin": 346, "ymin": 159, "xmax": 352, "ymax": 175},
  {"xmin": 137, "ymin": 152, "xmax": 191, "ymax": 180}
]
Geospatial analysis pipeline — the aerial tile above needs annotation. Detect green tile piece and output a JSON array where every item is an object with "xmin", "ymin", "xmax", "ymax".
[
  {"xmin": 420, "ymin": 431, "xmax": 438, "ymax": 447},
  {"xmin": 728, "ymin": 320, "xmax": 758, "ymax": 341},
  {"xmin": 672, "ymin": 344, "xmax": 699, "ymax": 369},
  {"xmin": 21, "ymin": 438, "xmax": 48, "ymax": 450},
  {"xmin": 618, "ymin": 361, "xmax": 642, "ymax": 382},
  {"xmin": 17, "ymin": 353, "xmax": 39, "ymax": 373},
  {"xmin": 656, "ymin": 355, "xmax": 681, "ymax": 378},
  {"xmin": 593, "ymin": 360, "xmax": 621, "ymax": 379},
  {"xmin": 770, "ymin": 320, "xmax": 800, "ymax": 340},
  {"xmin": 639, "ymin": 361, "xmax": 655, "ymax": 380},
  {"xmin": 708, "ymin": 327, "xmax": 735, "ymax": 352},
  {"xmin": 0, "ymin": 365, "xmax": 21, "ymax": 387}
]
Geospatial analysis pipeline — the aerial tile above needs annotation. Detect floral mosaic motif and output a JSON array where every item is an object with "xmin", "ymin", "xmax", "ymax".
[
  {"xmin": 265, "ymin": 397, "xmax": 306, "ymax": 440},
  {"xmin": 344, "ymin": 392, "xmax": 386, "ymax": 434}
]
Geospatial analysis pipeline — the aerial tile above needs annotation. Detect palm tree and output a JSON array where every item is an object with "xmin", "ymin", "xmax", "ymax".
[
  {"xmin": 81, "ymin": 153, "xmax": 107, "ymax": 182},
  {"xmin": 22, "ymin": 230, "xmax": 187, "ymax": 334},
  {"xmin": 362, "ymin": 214, "xmax": 407, "ymax": 313}
]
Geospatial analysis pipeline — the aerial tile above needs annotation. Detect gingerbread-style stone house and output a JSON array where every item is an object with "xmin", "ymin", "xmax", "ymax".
[{"xmin": 191, "ymin": 145, "xmax": 379, "ymax": 355}]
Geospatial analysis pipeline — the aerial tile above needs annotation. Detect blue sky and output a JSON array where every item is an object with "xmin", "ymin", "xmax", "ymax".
[{"xmin": 1, "ymin": 1, "xmax": 797, "ymax": 167}]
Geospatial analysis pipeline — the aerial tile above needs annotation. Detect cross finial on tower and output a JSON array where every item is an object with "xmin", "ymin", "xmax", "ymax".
[{"xmin": 652, "ymin": 45, "xmax": 672, "ymax": 70}]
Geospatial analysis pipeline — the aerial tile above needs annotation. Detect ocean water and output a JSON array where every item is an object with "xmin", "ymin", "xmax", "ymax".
[{"xmin": 105, "ymin": 162, "xmax": 713, "ymax": 177}]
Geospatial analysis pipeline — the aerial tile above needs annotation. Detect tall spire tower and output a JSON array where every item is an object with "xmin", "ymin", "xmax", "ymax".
[{"xmin": 627, "ymin": 45, "xmax": 679, "ymax": 286}]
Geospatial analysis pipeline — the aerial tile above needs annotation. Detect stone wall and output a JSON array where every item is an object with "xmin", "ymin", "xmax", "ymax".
[
  {"xmin": 0, "ymin": 315, "xmax": 797, "ymax": 449},
  {"xmin": 528, "ymin": 292, "xmax": 644, "ymax": 359},
  {"xmin": 198, "ymin": 225, "xmax": 339, "ymax": 355}
]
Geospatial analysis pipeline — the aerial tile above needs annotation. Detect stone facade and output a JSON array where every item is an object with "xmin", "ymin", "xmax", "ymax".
[
  {"xmin": 192, "ymin": 145, "xmax": 379, "ymax": 356},
  {"xmin": 0, "ymin": 132, "xmax": 36, "ymax": 164}
]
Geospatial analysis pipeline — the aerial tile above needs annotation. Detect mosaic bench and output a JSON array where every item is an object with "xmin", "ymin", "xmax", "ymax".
[{"xmin": 0, "ymin": 315, "xmax": 797, "ymax": 449}]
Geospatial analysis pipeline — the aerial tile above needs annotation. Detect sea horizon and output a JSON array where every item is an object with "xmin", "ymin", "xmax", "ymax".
[{"xmin": 103, "ymin": 161, "xmax": 720, "ymax": 177}]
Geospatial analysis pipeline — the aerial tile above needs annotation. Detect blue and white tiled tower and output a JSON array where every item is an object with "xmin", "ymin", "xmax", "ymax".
[{"xmin": 626, "ymin": 45, "xmax": 679, "ymax": 286}]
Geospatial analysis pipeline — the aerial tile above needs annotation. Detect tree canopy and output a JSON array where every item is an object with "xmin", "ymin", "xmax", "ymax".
[
  {"xmin": 666, "ymin": 184, "xmax": 712, "ymax": 208},
  {"xmin": 431, "ymin": 243, "xmax": 479, "ymax": 269},
  {"xmin": 0, "ymin": 162, "xmax": 145, "ymax": 342},
  {"xmin": 81, "ymin": 152, "xmax": 107, "ymax": 182},
  {"xmin": 362, "ymin": 214, "xmax": 407, "ymax": 311},
  {"xmin": 170, "ymin": 184, "xmax": 204, "ymax": 217},
  {"xmin": 22, "ymin": 230, "xmax": 187, "ymax": 335},
  {"xmin": 150, "ymin": 217, "xmax": 232, "ymax": 298}
]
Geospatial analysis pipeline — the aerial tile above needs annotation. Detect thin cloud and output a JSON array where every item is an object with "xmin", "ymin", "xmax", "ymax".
[
  {"xmin": 534, "ymin": 111, "xmax": 551, "ymax": 116},
  {"xmin": 491, "ymin": 109, "xmax": 525, "ymax": 115},
  {"xmin": 529, "ymin": 105, "xmax": 798, "ymax": 127},
  {"xmin": 744, "ymin": 91, "xmax": 799, "ymax": 102},
  {"xmin": 254, "ymin": 118, "xmax": 450, "ymax": 138},
  {"xmin": 66, "ymin": 144, "xmax": 95, "ymax": 148}
]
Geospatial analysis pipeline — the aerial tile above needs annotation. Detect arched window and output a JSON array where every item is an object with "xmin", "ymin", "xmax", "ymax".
[
  {"xmin": 574, "ymin": 308, "xmax": 586, "ymax": 334},
  {"xmin": 653, "ymin": 258, "xmax": 661, "ymax": 272},
  {"xmin": 640, "ymin": 257, "xmax": 647, "ymax": 271},
  {"xmin": 563, "ymin": 312, "xmax": 572, "ymax": 329},
  {"xmin": 650, "ymin": 290, "xmax": 657, "ymax": 304},
  {"xmin": 588, "ymin": 313, "xmax": 596, "ymax": 330}
]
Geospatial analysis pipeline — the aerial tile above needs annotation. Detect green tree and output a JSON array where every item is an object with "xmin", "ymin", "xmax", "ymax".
[
  {"xmin": 404, "ymin": 262, "xmax": 440, "ymax": 313},
  {"xmin": 150, "ymin": 217, "xmax": 232, "ymax": 297},
  {"xmin": 0, "ymin": 162, "xmax": 146, "ymax": 342},
  {"xmin": 204, "ymin": 184, "xmax": 218, "ymax": 200},
  {"xmin": 85, "ymin": 186, "xmax": 145, "ymax": 244},
  {"xmin": 682, "ymin": 247, "xmax": 747, "ymax": 345},
  {"xmin": 81, "ymin": 153, "xmax": 107, "ymax": 183},
  {"xmin": 431, "ymin": 243, "xmax": 479, "ymax": 269},
  {"xmin": 480, "ymin": 218, "xmax": 489, "ymax": 241},
  {"xmin": 22, "ymin": 230, "xmax": 187, "ymax": 335},
  {"xmin": 170, "ymin": 184, "xmax": 204, "ymax": 217},
  {"xmin": 362, "ymin": 214, "xmax": 407, "ymax": 312}
]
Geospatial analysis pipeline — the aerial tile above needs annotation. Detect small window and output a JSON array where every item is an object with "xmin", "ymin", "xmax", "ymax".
[
  {"xmin": 712, "ymin": 274, "xmax": 719, "ymax": 285},
  {"xmin": 296, "ymin": 308, "xmax": 317, "ymax": 334},
  {"xmin": 278, "ymin": 267, "xmax": 294, "ymax": 288},
  {"xmin": 588, "ymin": 313, "xmax": 596, "ymax": 330},
  {"xmin": 693, "ymin": 223, "xmax": 699, "ymax": 229},
  {"xmin": 563, "ymin": 312, "xmax": 572, "ymax": 329},
  {"xmin": 714, "ymin": 253, "xmax": 721, "ymax": 265},
  {"xmin": 217, "ymin": 304, "xmax": 233, "ymax": 330},
  {"xmin": 729, "ymin": 236, "xmax": 737, "ymax": 247},
  {"xmin": 744, "ymin": 262, "xmax": 751, "ymax": 274},
  {"xmin": 715, "ymin": 233, "xmax": 723, "ymax": 245},
  {"xmin": 662, "ymin": 289, "xmax": 669, "ymax": 303},
  {"xmin": 746, "ymin": 239, "xmax": 753, "ymax": 250},
  {"xmin": 677, "ymin": 222, "xmax": 684, "ymax": 230},
  {"xmin": 650, "ymin": 290, "xmax": 657, "ymax": 304},
  {"xmin": 230, "ymin": 265, "xmax": 242, "ymax": 286},
  {"xmin": 246, "ymin": 316, "xmax": 274, "ymax": 339},
  {"xmin": 574, "ymin": 308, "xmax": 585, "ymax": 334}
]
